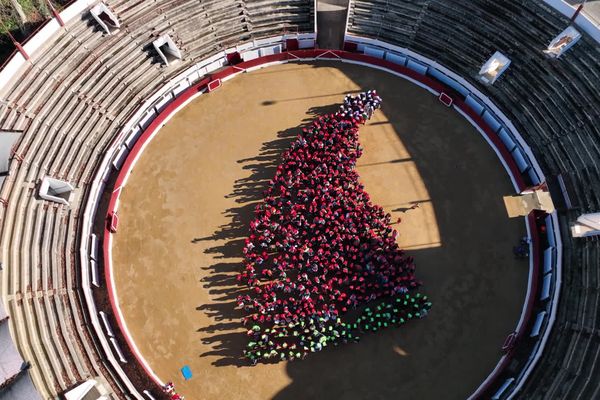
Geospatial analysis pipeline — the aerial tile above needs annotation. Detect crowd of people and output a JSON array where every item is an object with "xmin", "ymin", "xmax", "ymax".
[
  {"xmin": 163, "ymin": 382, "xmax": 184, "ymax": 399},
  {"xmin": 237, "ymin": 91, "xmax": 431, "ymax": 364}
]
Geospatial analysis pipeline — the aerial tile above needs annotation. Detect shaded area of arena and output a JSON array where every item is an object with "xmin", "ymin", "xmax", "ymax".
[{"xmin": 111, "ymin": 62, "xmax": 527, "ymax": 400}]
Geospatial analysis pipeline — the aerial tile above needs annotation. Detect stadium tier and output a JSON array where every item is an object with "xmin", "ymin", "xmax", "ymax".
[{"xmin": 0, "ymin": 0, "xmax": 597, "ymax": 399}]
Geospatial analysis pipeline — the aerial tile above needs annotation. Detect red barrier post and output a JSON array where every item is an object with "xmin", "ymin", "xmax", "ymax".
[
  {"xmin": 47, "ymin": 0, "xmax": 65, "ymax": 27},
  {"xmin": 6, "ymin": 31, "xmax": 29, "ymax": 60},
  {"xmin": 343, "ymin": 41, "xmax": 358, "ymax": 52},
  {"xmin": 285, "ymin": 38, "xmax": 299, "ymax": 51}
]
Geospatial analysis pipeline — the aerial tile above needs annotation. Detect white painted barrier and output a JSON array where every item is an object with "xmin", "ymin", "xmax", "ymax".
[
  {"xmin": 60, "ymin": 0, "xmax": 98, "ymax": 22},
  {"xmin": 0, "ymin": 54, "xmax": 27, "ymax": 92},
  {"xmin": 22, "ymin": 19, "xmax": 61, "ymax": 57}
]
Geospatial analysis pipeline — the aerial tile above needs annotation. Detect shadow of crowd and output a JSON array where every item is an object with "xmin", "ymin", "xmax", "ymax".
[{"xmin": 193, "ymin": 103, "xmax": 341, "ymax": 367}]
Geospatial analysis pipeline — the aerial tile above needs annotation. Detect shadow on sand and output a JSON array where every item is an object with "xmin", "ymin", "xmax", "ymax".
[{"xmin": 194, "ymin": 103, "xmax": 341, "ymax": 367}]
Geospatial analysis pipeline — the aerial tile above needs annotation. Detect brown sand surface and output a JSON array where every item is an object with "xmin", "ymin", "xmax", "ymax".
[{"xmin": 111, "ymin": 62, "xmax": 528, "ymax": 400}]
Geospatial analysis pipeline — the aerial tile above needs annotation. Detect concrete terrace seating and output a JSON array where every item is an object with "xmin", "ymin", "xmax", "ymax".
[
  {"xmin": 348, "ymin": 0, "xmax": 600, "ymax": 209},
  {"xmin": 347, "ymin": 0, "xmax": 600, "ymax": 398},
  {"xmin": 348, "ymin": 0, "xmax": 429, "ymax": 47},
  {"xmin": 523, "ymin": 236, "xmax": 600, "ymax": 399},
  {"xmin": 246, "ymin": 0, "xmax": 315, "ymax": 37},
  {"xmin": 0, "ymin": 0, "xmax": 315, "ymax": 398}
]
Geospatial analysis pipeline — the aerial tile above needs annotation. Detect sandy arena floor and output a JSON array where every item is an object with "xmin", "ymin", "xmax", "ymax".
[{"xmin": 111, "ymin": 61, "xmax": 528, "ymax": 400}]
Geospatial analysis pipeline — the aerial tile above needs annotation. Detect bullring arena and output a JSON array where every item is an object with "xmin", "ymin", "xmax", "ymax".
[{"xmin": 0, "ymin": 1, "xmax": 599, "ymax": 400}]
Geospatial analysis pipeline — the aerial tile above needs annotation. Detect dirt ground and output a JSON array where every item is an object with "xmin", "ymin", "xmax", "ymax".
[{"xmin": 111, "ymin": 62, "xmax": 528, "ymax": 400}]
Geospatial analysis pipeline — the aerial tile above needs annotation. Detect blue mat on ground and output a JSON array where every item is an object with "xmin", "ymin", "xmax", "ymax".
[{"xmin": 181, "ymin": 365, "xmax": 192, "ymax": 380}]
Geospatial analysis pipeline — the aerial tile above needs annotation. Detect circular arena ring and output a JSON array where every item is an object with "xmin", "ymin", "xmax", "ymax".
[
  {"xmin": 5, "ymin": 0, "xmax": 600, "ymax": 399},
  {"xmin": 93, "ymin": 48, "xmax": 555, "ymax": 400}
]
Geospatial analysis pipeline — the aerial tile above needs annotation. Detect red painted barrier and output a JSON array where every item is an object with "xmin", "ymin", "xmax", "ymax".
[
  {"xmin": 502, "ymin": 332, "xmax": 517, "ymax": 353},
  {"xmin": 439, "ymin": 92, "xmax": 453, "ymax": 107},
  {"xmin": 108, "ymin": 212, "xmax": 119, "ymax": 233},
  {"xmin": 285, "ymin": 38, "xmax": 299, "ymax": 51},
  {"xmin": 207, "ymin": 79, "xmax": 221, "ymax": 92},
  {"xmin": 524, "ymin": 211, "xmax": 542, "ymax": 339},
  {"xmin": 226, "ymin": 51, "xmax": 242, "ymax": 65}
]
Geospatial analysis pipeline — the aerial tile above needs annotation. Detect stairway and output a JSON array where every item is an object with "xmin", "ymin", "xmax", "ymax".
[{"xmin": 316, "ymin": 0, "xmax": 349, "ymax": 49}]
